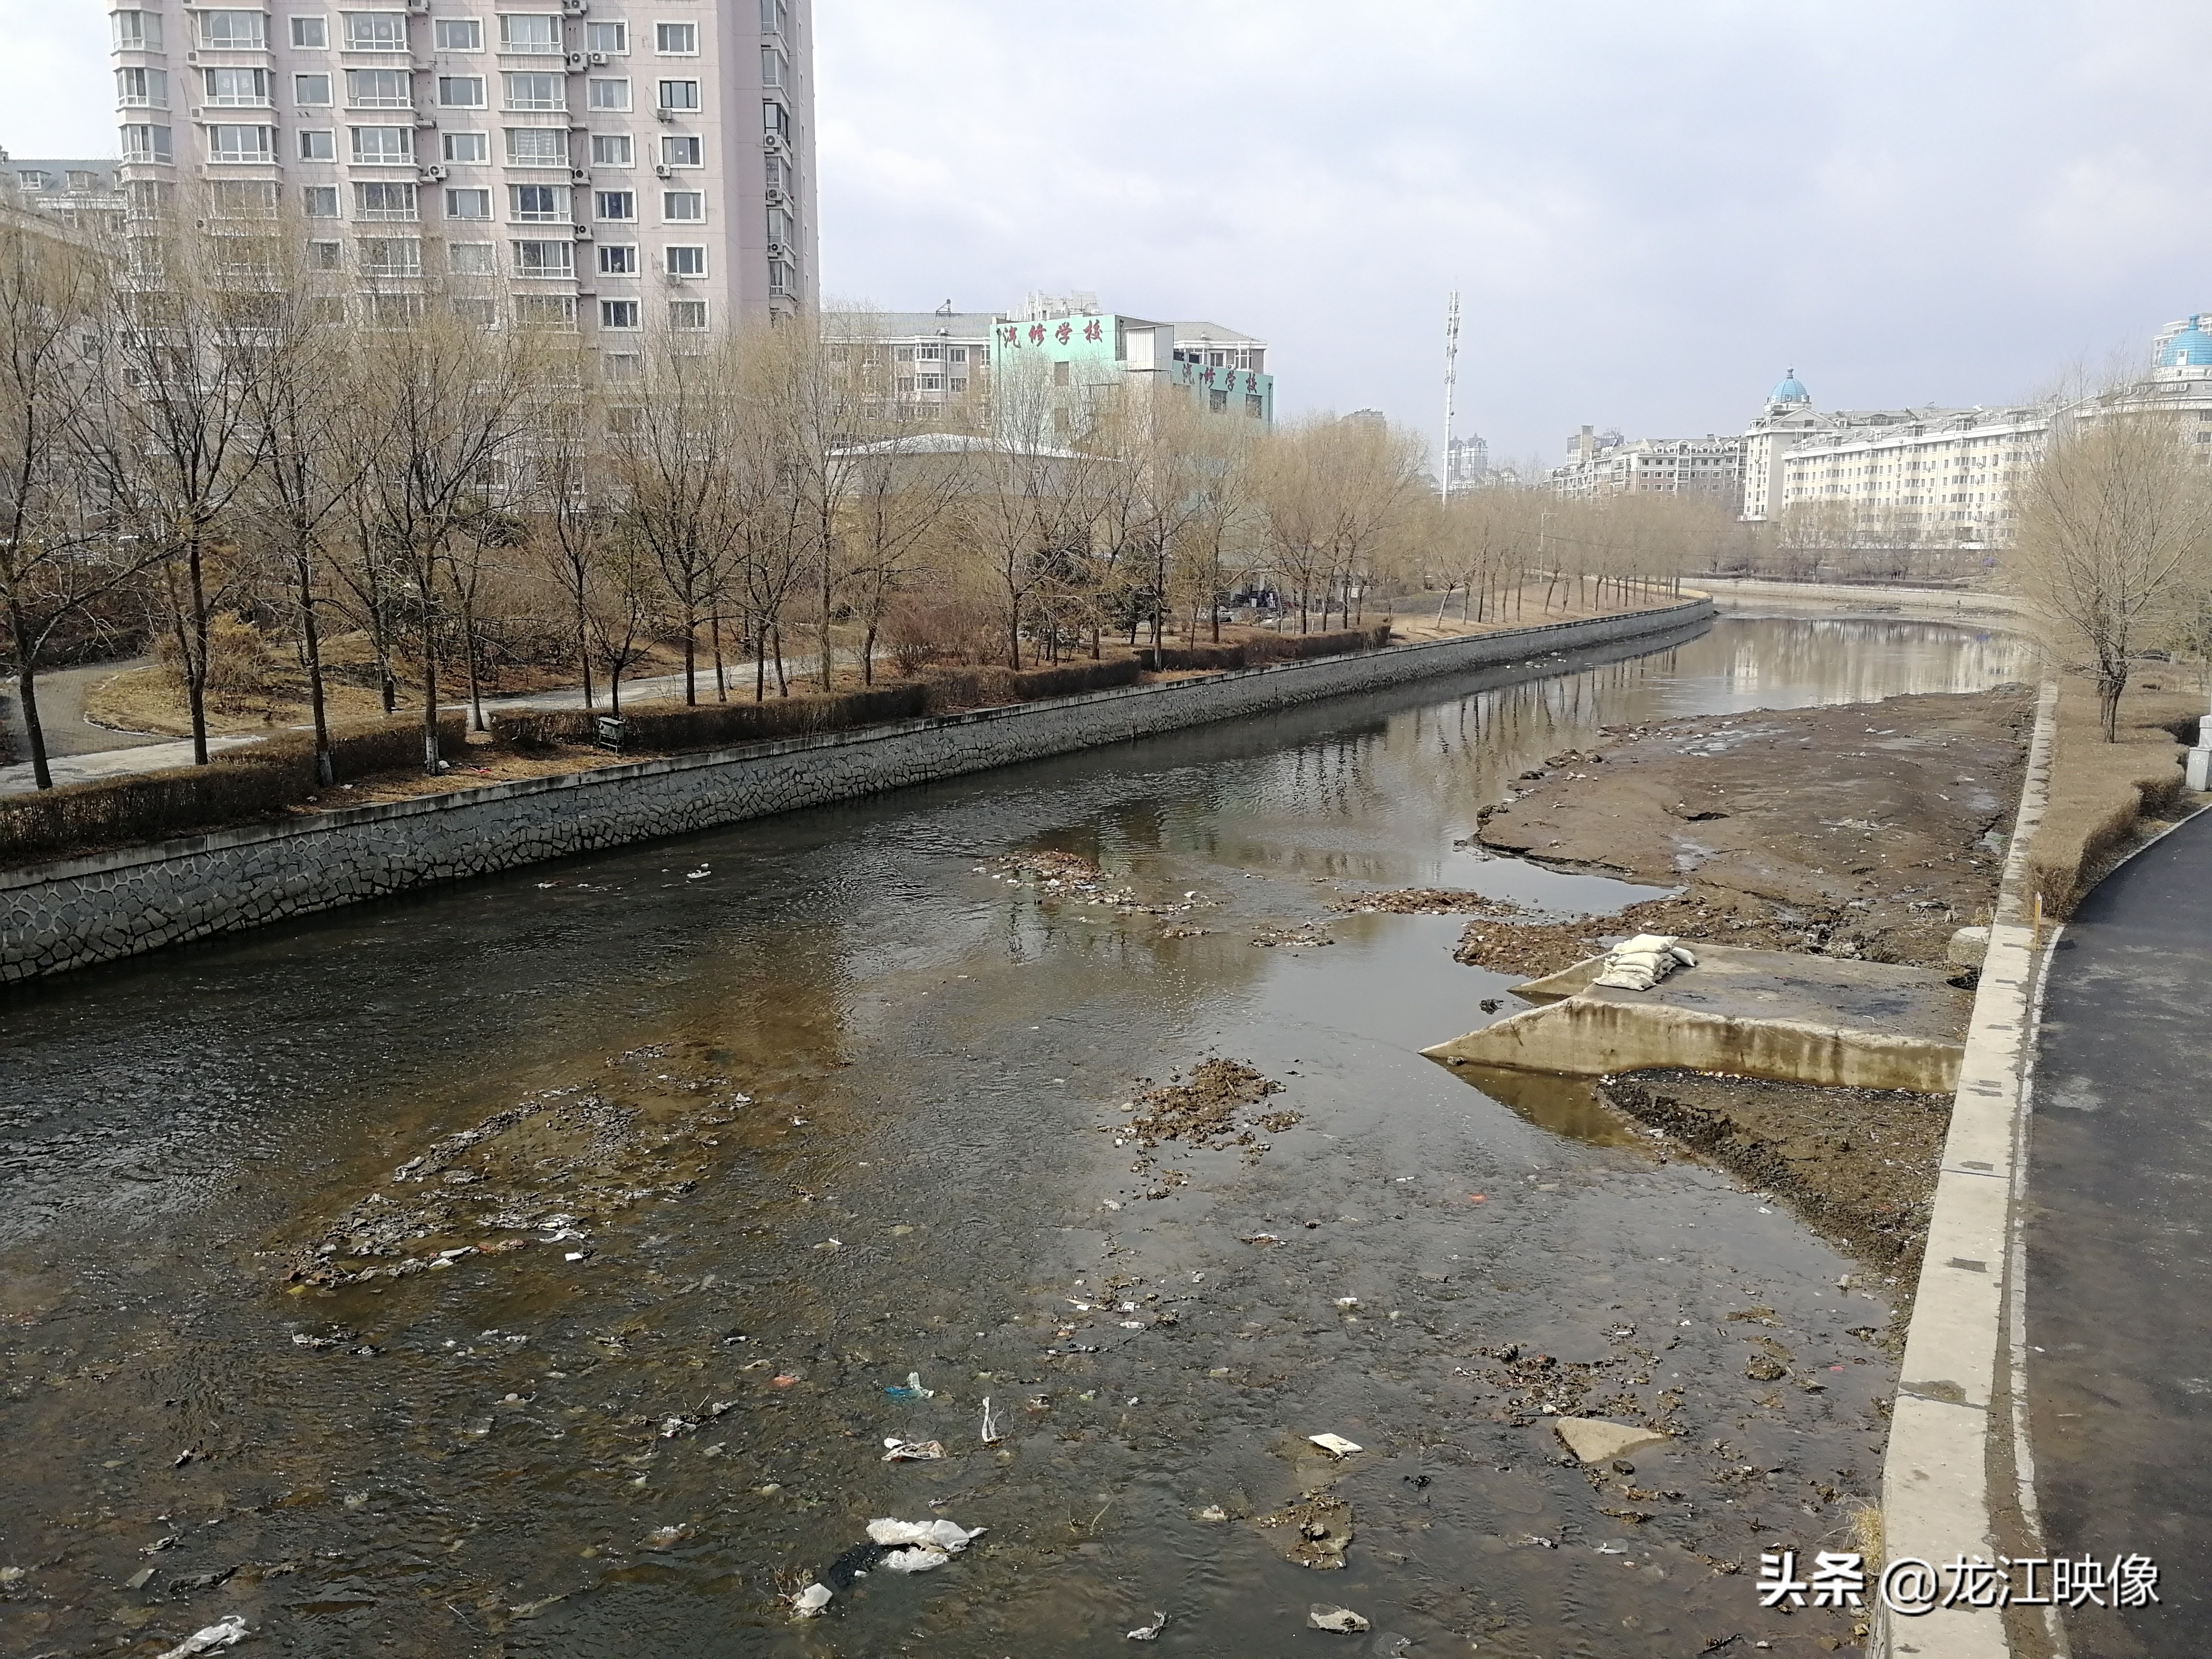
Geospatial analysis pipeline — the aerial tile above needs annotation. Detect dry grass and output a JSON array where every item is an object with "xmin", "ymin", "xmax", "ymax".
[{"xmin": 2025, "ymin": 667, "xmax": 2204, "ymax": 917}]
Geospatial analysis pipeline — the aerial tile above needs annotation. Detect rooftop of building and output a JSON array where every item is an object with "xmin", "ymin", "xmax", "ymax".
[
  {"xmin": 830, "ymin": 309, "xmax": 1001, "ymax": 339},
  {"xmin": 3, "ymin": 158, "xmax": 123, "ymax": 194},
  {"xmin": 1171, "ymin": 319, "xmax": 1266, "ymax": 348}
]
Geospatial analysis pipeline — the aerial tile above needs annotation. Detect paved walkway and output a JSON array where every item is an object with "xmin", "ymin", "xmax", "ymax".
[
  {"xmin": 0, "ymin": 657, "xmax": 828, "ymax": 796},
  {"xmin": 2027, "ymin": 806, "xmax": 2212, "ymax": 1657}
]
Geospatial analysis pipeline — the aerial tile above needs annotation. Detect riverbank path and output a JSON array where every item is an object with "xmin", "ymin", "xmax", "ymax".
[{"xmin": 2026, "ymin": 805, "xmax": 2212, "ymax": 1658}]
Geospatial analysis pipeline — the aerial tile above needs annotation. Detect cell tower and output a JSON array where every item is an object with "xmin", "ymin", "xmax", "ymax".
[{"xmin": 1441, "ymin": 291, "xmax": 1461, "ymax": 502}]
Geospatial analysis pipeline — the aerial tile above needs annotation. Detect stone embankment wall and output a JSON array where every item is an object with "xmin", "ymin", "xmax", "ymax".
[{"xmin": 1, "ymin": 598, "xmax": 1711, "ymax": 983}]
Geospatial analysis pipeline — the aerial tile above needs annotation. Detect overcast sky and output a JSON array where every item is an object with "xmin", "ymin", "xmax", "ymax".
[{"xmin": 9, "ymin": 1, "xmax": 2208, "ymax": 465}]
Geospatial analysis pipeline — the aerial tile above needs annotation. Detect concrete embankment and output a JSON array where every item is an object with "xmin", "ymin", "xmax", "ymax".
[{"xmin": 0, "ymin": 596, "xmax": 1711, "ymax": 984}]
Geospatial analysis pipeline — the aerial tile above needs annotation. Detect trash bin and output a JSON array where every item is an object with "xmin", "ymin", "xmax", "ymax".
[{"xmin": 596, "ymin": 715, "xmax": 626, "ymax": 751}]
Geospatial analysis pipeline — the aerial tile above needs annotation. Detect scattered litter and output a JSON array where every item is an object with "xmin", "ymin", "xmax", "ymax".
[
  {"xmin": 643, "ymin": 1524, "xmax": 690, "ymax": 1549},
  {"xmin": 979, "ymin": 1397, "xmax": 1001, "ymax": 1444},
  {"xmin": 1196, "ymin": 1505, "xmax": 1228, "ymax": 1522},
  {"xmin": 790, "ymin": 1582, "xmax": 832, "ymax": 1618},
  {"xmin": 1258, "ymin": 1493, "xmax": 1355, "ymax": 1569},
  {"xmin": 865, "ymin": 1518, "xmax": 984, "ymax": 1551},
  {"xmin": 881, "ymin": 1548, "xmax": 950, "ymax": 1573},
  {"xmin": 885, "ymin": 1371, "xmax": 934, "ymax": 1400},
  {"xmin": 1334, "ymin": 1297, "xmax": 1360, "ymax": 1309},
  {"xmin": 1308, "ymin": 1604, "xmax": 1371, "ymax": 1633},
  {"xmin": 1308, "ymin": 1433, "xmax": 1364, "ymax": 1457},
  {"xmin": 1126, "ymin": 1611, "xmax": 1168, "ymax": 1641},
  {"xmin": 127, "ymin": 1566, "xmax": 157, "ymax": 1590},
  {"xmin": 154, "ymin": 1617, "xmax": 249, "ymax": 1659},
  {"xmin": 142, "ymin": 1536, "xmax": 181, "ymax": 1556},
  {"xmin": 881, "ymin": 1438, "xmax": 946, "ymax": 1462},
  {"xmin": 1553, "ymin": 1418, "xmax": 1668, "ymax": 1464}
]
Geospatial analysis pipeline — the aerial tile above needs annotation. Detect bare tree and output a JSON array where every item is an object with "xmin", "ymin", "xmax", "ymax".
[
  {"xmin": 100, "ymin": 186, "xmax": 280, "ymax": 764},
  {"xmin": 2007, "ymin": 409, "xmax": 2212, "ymax": 739},
  {"xmin": 356, "ymin": 284, "xmax": 541, "ymax": 770},
  {"xmin": 240, "ymin": 223, "xmax": 385, "ymax": 781},
  {"xmin": 0, "ymin": 215, "xmax": 168, "ymax": 788}
]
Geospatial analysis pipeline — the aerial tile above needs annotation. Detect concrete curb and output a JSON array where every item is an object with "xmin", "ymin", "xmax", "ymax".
[{"xmin": 1874, "ymin": 678, "xmax": 2057, "ymax": 1659}]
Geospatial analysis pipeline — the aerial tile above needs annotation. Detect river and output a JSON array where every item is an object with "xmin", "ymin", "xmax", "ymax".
[{"xmin": 0, "ymin": 612, "xmax": 2032, "ymax": 1658}]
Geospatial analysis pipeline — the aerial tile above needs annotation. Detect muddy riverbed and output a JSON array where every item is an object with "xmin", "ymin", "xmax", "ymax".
[{"xmin": 0, "ymin": 613, "xmax": 2032, "ymax": 1658}]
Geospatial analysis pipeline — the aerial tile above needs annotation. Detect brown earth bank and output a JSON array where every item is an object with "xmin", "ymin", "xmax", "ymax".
[
  {"xmin": 1458, "ymin": 687, "xmax": 2035, "ymax": 980},
  {"xmin": 1598, "ymin": 1070, "xmax": 1948, "ymax": 1326}
]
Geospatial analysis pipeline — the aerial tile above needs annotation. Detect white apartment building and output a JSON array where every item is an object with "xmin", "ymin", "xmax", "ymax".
[
  {"xmin": 1551, "ymin": 424, "xmax": 1743, "ymax": 511},
  {"xmin": 108, "ymin": 0, "xmax": 816, "ymax": 339}
]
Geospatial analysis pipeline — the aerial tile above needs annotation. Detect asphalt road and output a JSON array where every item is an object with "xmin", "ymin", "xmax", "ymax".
[{"xmin": 2026, "ymin": 805, "xmax": 2212, "ymax": 1657}]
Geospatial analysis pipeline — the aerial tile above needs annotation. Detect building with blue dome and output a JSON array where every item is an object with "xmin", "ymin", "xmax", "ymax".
[
  {"xmin": 2153, "ymin": 314, "xmax": 2212, "ymax": 374},
  {"xmin": 1768, "ymin": 371, "xmax": 1811, "ymax": 408}
]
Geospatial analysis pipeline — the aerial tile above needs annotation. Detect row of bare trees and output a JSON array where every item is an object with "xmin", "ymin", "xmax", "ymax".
[{"xmin": 2, "ymin": 198, "xmax": 1726, "ymax": 790}]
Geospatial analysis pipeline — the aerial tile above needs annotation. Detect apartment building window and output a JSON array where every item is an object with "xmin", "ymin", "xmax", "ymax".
[
  {"xmin": 206, "ymin": 68, "xmax": 273, "ymax": 106},
  {"xmin": 668, "ymin": 298, "xmax": 707, "ymax": 329},
  {"xmin": 354, "ymin": 180, "xmax": 418, "ymax": 218},
  {"xmin": 590, "ymin": 133, "xmax": 633, "ymax": 166},
  {"xmin": 764, "ymin": 204, "xmax": 790, "ymax": 245},
  {"xmin": 513, "ymin": 293, "xmax": 576, "ymax": 326},
  {"xmin": 512, "ymin": 238, "xmax": 573, "ymax": 276},
  {"xmin": 439, "ymin": 75, "xmax": 484, "ymax": 105},
  {"xmin": 350, "ymin": 126, "xmax": 413, "ymax": 163},
  {"xmin": 208, "ymin": 125, "xmax": 276, "ymax": 163},
  {"xmin": 117, "ymin": 67, "xmax": 167, "ymax": 106},
  {"xmin": 599, "ymin": 299, "xmax": 640, "ymax": 329},
  {"xmin": 654, "ymin": 22, "xmax": 696, "ymax": 54},
  {"xmin": 760, "ymin": 46, "xmax": 786, "ymax": 87},
  {"xmin": 302, "ymin": 183, "xmax": 338, "ymax": 214},
  {"xmin": 918, "ymin": 375, "xmax": 942, "ymax": 392},
  {"xmin": 434, "ymin": 17, "xmax": 482, "ymax": 49},
  {"xmin": 291, "ymin": 14, "xmax": 328, "ymax": 46},
  {"xmin": 342, "ymin": 12, "xmax": 408, "ymax": 50},
  {"xmin": 950, "ymin": 376, "xmax": 968, "ymax": 394},
  {"xmin": 597, "ymin": 243, "xmax": 637, "ymax": 273},
  {"xmin": 661, "ymin": 190, "xmax": 702, "ymax": 221},
  {"xmin": 497, "ymin": 13, "xmax": 560, "ymax": 53},
  {"xmin": 594, "ymin": 189, "xmax": 634, "ymax": 220},
  {"xmin": 360, "ymin": 236, "xmax": 422, "ymax": 277},
  {"xmin": 307, "ymin": 239, "xmax": 342, "ymax": 268},
  {"xmin": 503, "ymin": 71, "xmax": 562, "ymax": 110},
  {"xmin": 664, "ymin": 244, "xmax": 704, "ymax": 276},
  {"xmin": 657, "ymin": 79, "xmax": 698, "ymax": 111},
  {"xmin": 764, "ymin": 153, "xmax": 792, "ymax": 194},
  {"xmin": 1245, "ymin": 393, "xmax": 1264, "ymax": 418},
  {"xmin": 508, "ymin": 183, "xmax": 567, "ymax": 221},
  {"xmin": 758, "ymin": 0, "xmax": 787, "ymax": 33},
  {"xmin": 661, "ymin": 135, "xmax": 700, "ymax": 167},
  {"xmin": 604, "ymin": 351, "xmax": 639, "ymax": 381},
  {"xmin": 443, "ymin": 130, "xmax": 488, "ymax": 162},
  {"xmin": 767, "ymin": 259, "xmax": 792, "ymax": 298},
  {"xmin": 113, "ymin": 9, "xmax": 164, "ymax": 50},
  {"xmin": 198, "ymin": 11, "xmax": 268, "ymax": 49},
  {"xmin": 1052, "ymin": 360, "xmax": 1070, "ymax": 387},
  {"xmin": 447, "ymin": 241, "xmax": 495, "ymax": 273},
  {"xmin": 586, "ymin": 20, "xmax": 625, "ymax": 52},
  {"xmin": 587, "ymin": 77, "xmax": 629, "ymax": 109},
  {"xmin": 299, "ymin": 128, "xmax": 335, "ymax": 158},
  {"xmin": 295, "ymin": 72, "xmax": 333, "ymax": 104},
  {"xmin": 445, "ymin": 186, "xmax": 491, "ymax": 217},
  {"xmin": 346, "ymin": 68, "xmax": 410, "ymax": 106},
  {"xmin": 503, "ymin": 127, "xmax": 565, "ymax": 164},
  {"xmin": 448, "ymin": 295, "xmax": 496, "ymax": 326}
]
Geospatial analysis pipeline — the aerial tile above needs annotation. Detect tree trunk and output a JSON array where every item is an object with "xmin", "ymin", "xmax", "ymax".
[
  {"xmin": 862, "ymin": 619, "xmax": 877, "ymax": 686},
  {"xmin": 186, "ymin": 534, "xmax": 211, "ymax": 767},
  {"xmin": 711, "ymin": 608, "xmax": 727, "ymax": 702},
  {"xmin": 754, "ymin": 622, "xmax": 768, "ymax": 701},
  {"xmin": 460, "ymin": 589, "xmax": 486, "ymax": 734},
  {"xmin": 772, "ymin": 623, "xmax": 789, "ymax": 696},
  {"xmin": 12, "ymin": 641, "xmax": 52, "ymax": 792},
  {"xmin": 295, "ymin": 547, "xmax": 333, "ymax": 786},
  {"xmin": 2097, "ymin": 667, "xmax": 2126, "ymax": 742},
  {"xmin": 683, "ymin": 603, "xmax": 698, "ymax": 705},
  {"xmin": 577, "ymin": 603, "xmax": 595, "ymax": 712},
  {"xmin": 420, "ymin": 610, "xmax": 442, "ymax": 774}
]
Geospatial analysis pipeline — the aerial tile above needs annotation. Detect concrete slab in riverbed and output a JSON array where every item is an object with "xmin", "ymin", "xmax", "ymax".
[{"xmin": 1423, "ymin": 942, "xmax": 1969, "ymax": 1093}]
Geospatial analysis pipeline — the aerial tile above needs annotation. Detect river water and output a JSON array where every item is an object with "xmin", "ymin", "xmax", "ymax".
[{"xmin": 0, "ymin": 613, "xmax": 2032, "ymax": 1659}]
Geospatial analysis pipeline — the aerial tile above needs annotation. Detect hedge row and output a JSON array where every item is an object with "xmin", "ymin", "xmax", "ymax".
[
  {"xmin": 492, "ymin": 684, "xmax": 928, "ymax": 751},
  {"xmin": 0, "ymin": 714, "xmax": 465, "ymax": 867},
  {"xmin": 1137, "ymin": 624, "xmax": 1393, "ymax": 672},
  {"xmin": 498, "ymin": 660, "xmax": 1146, "ymax": 747}
]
